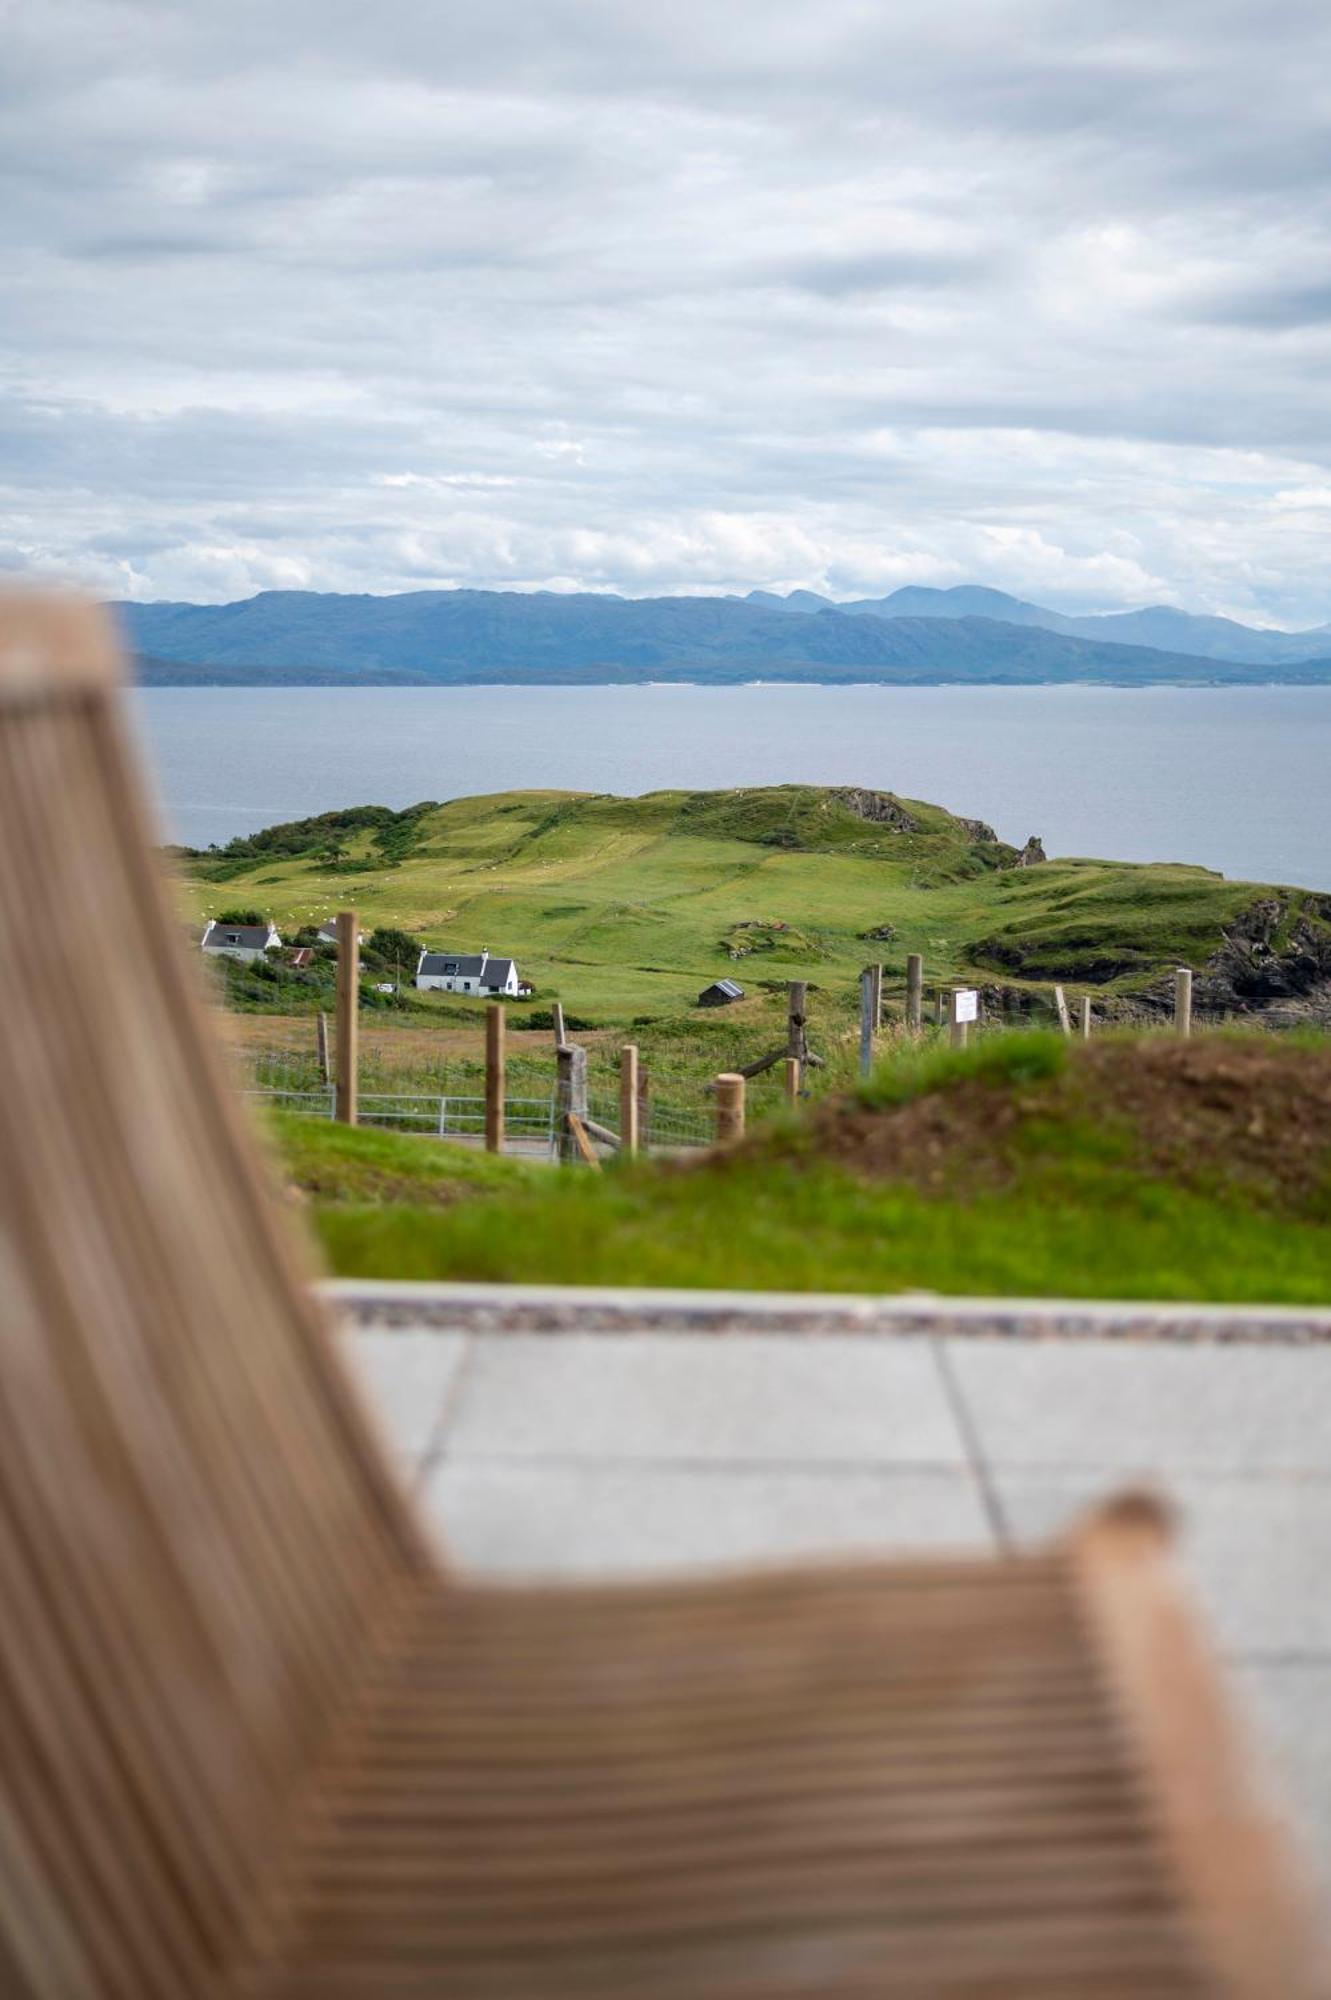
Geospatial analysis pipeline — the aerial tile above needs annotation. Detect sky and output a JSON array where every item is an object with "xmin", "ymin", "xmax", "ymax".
[{"xmin": 4, "ymin": 0, "xmax": 1331, "ymax": 623}]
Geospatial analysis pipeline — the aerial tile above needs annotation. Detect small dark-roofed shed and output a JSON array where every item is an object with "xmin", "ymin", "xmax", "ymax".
[{"xmin": 698, "ymin": 977, "xmax": 745, "ymax": 1007}]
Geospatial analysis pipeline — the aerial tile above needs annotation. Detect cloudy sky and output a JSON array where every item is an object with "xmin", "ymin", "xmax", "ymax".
[{"xmin": 4, "ymin": 0, "xmax": 1331, "ymax": 621}]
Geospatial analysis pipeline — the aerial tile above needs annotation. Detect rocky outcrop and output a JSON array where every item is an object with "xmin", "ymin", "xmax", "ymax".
[
  {"xmin": 1134, "ymin": 893, "xmax": 1331, "ymax": 1021},
  {"xmin": 1195, "ymin": 895, "xmax": 1331, "ymax": 1014},
  {"xmin": 971, "ymin": 829, "xmax": 1046, "ymax": 872},
  {"xmin": 833, "ymin": 788, "xmax": 919, "ymax": 833}
]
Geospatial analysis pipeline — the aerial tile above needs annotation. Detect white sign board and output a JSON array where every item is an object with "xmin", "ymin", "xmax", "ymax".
[{"xmin": 952, "ymin": 988, "xmax": 979, "ymax": 1024}]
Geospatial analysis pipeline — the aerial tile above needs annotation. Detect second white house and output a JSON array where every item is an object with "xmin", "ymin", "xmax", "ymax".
[{"xmin": 415, "ymin": 948, "xmax": 523, "ymax": 997}]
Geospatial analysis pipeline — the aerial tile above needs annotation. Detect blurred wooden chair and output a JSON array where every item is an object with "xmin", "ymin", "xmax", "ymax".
[{"xmin": 0, "ymin": 593, "xmax": 1324, "ymax": 1999}]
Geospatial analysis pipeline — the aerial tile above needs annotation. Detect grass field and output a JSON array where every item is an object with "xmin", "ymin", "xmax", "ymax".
[
  {"xmin": 272, "ymin": 1031, "xmax": 1331, "ymax": 1304},
  {"xmin": 193, "ymin": 782, "xmax": 1328, "ymax": 1113},
  {"xmin": 186, "ymin": 784, "xmax": 1294, "ymax": 1029}
]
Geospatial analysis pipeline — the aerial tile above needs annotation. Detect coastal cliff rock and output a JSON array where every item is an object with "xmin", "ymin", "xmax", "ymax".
[
  {"xmin": 833, "ymin": 788, "xmax": 919, "ymax": 833},
  {"xmin": 1189, "ymin": 895, "xmax": 1331, "ymax": 1017},
  {"xmin": 1130, "ymin": 893, "xmax": 1331, "ymax": 1021},
  {"xmin": 972, "ymin": 886, "xmax": 1331, "ymax": 1022}
]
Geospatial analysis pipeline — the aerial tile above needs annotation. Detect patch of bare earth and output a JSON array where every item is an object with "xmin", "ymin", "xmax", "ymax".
[{"xmin": 759, "ymin": 1038, "xmax": 1331, "ymax": 1214}]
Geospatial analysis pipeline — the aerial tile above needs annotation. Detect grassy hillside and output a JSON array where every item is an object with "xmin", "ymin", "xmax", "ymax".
[
  {"xmin": 273, "ymin": 1033, "xmax": 1331, "ymax": 1302},
  {"xmin": 184, "ymin": 785, "xmax": 1328, "ymax": 1042}
]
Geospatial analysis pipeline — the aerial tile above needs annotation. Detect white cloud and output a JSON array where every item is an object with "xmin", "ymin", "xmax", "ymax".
[{"xmin": 3, "ymin": 0, "xmax": 1331, "ymax": 622}]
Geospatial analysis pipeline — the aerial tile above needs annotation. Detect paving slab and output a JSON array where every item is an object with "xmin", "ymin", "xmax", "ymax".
[
  {"xmin": 420, "ymin": 1462, "xmax": 993, "ymax": 1577},
  {"xmin": 445, "ymin": 1332, "xmax": 966, "ymax": 1466},
  {"xmin": 946, "ymin": 1337, "xmax": 1331, "ymax": 1474},
  {"xmin": 342, "ymin": 1328, "xmax": 469, "ymax": 1467}
]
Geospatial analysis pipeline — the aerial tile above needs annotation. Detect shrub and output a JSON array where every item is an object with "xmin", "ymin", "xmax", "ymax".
[{"xmin": 365, "ymin": 926, "xmax": 425, "ymax": 971}]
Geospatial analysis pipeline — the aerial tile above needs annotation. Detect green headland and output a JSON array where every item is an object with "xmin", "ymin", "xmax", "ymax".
[{"xmin": 183, "ymin": 781, "xmax": 1331, "ymax": 1037}]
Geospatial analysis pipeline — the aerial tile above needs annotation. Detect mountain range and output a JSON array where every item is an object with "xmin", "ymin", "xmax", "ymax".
[
  {"xmin": 115, "ymin": 585, "xmax": 1331, "ymax": 687},
  {"xmin": 744, "ymin": 584, "xmax": 1331, "ymax": 667}
]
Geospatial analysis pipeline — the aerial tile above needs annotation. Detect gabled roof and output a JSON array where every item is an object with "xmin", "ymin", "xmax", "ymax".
[
  {"xmin": 201, "ymin": 921, "xmax": 275, "ymax": 950},
  {"xmin": 701, "ymin": 977, "xmax": 745, "ymax": 999},
  {"xmin": 418, "ymin": 951, "xmax": 516, "ymax": 986}
]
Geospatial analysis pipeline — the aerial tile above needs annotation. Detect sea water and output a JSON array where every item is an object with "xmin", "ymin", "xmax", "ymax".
[{"xmin": 130, "ymin": 682, "xmax": 1331, "ymax": 890}]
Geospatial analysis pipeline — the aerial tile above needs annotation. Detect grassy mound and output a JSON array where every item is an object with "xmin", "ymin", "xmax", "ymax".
[
  {"xmin": 772, "ymin": 1031, "xmax": 1331, "ymax": 1219},
  {"xmin": 274, "ymin": 1032, "xmax": 1331, "ymax": 1304}
]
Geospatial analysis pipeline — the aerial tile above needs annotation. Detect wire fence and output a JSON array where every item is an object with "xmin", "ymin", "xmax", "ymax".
[
  {"xmin": 244, "ymin": 1085, "xmax": 560, "ymax": 1145},
  {"xmin": 643, "ymin": 1098, "xmax": 716, "ymax": 1150},
  {"xmin": 242, "ymin": 1070, "xmax": 716, "ymax": 1157},
  {"xmin": 227, "ymin": 972, "xmax": 1328, "ymax": 1168}
]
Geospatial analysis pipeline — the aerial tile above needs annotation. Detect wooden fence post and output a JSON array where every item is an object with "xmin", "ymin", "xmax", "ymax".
[
  {"xmin": 906, "ymin": 953, "xmax": 923, "ymax": 1033},
  {"xmin": 557, "ymin": 1043, "xmax": 588, "ymax": 1162},
  {"xmin": 551, "ymin": 1000, "xmax": 566, "ymax": 1047},
  {"xmin": 869, "ymin": 961, "xmax": 883, "ymax": 1031},
  {"xmin": 1079, "ymin": 995, "xmax": 1092, "ymax": 1040},
  {"xmin": 787, "ymin": 981, "xmax": 808, "ymax": 1065},
  {"xmin": 1053, "ymin": 985, "xmax": 1072, "ymax": 1036},
  {"xmin": 714, "ymin": 1071, "xmax": 746, "ymax": 1146},
  {"xmin": 335, "ymin": 909, "xmax": 358, "ymax": 1125},
  {"xmin": 784, "ymin": 1055, "xmax": 801, "ymax": 1104},
  {"xmin": 859, "ymin": 967, "xmax": 876, "ymax": 1078},
  {"xmin": 946, "ymin": 989, "xmax": 969, "ymax": 1051},
  {"xmin": 315, "ymin": 1010, "xmax": 330, "ymax": 1087},
  {"xmin": 1175, "ymin": 967, "xmax": 1193, "ymax": 1039},
  {"xmin": 636, "ymin": 1064, "xmax": 651, "ymax": 1154},
  {"xmin": 485, "ymin": 1004, "xmax": 505, "ymax": 1154},
  {"xmin": 619, "ymin": 1044, "xmax": 640, "ymax": 1157}
]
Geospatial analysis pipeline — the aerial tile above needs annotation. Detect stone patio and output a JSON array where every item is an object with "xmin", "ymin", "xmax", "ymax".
[{"xmin": 332, "ymin": 1279, "xmax": 1331, "ymax": 1911}]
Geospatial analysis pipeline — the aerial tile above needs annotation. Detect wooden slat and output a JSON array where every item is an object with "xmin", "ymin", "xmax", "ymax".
[
  {"xmin": 0, "ymin": 602, "xmax": 421, "ymax": 1996},
  {"xmin": 0, "ymin": 592, "xmax": 119, "ymax": 701},
  {"xmin": 1072, "ymin": 1493, "xmax": 1331, "ymax": 1997},
  {"xmin": 240, "ymin": 1558, "xmax": 1209, "ymax": 1998}
]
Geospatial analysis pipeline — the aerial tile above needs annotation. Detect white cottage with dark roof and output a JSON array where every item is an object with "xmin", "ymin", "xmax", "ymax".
[
  {"xmin": 200, "ymin": 918, "xmax": 282, "ymax": 963},
  {"xmin": 415, "ymin": 948, "xmax": 522, "ymax": 997}
]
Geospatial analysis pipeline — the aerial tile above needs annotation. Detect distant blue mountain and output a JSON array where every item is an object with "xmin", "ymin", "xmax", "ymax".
[
  {"xmin": 115, "ymin": 587, "xmax": 1331, "ymax": 686},
  {"xmin": 749, "ymin": 583, "xmax": 1331, "ymax": 666}
]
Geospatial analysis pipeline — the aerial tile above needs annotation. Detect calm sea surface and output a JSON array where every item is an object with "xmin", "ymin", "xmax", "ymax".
[{"xmin": 130, "ymin": 684, "xmax": 1331, "ymax": 891}]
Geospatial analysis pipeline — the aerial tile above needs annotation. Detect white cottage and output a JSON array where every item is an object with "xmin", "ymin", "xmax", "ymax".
[
  {"xmin": 200, "ymin": 919, "xmax": 282, "ymax": 963},
  {"xmin": 415, "ymin": 949, "xmax": 522, "ymax": 997}
]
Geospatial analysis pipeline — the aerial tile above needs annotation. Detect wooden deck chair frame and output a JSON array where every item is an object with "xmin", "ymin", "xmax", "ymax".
[{"xmin": 0, "ymin": 592, "xmax": 1325, "ymax": 1999}]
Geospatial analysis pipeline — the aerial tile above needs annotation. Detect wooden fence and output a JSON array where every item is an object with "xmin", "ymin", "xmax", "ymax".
[{"xmin": 235, "ymin": 906, "xmax": 1238, "ymax": 1167}]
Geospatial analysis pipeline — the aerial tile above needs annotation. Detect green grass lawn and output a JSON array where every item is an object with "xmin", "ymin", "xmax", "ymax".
[
  {"xmin": 273, "ymin": 1113, "xmax": 535, "ymax": 1204},
  {"xmin": 271, "ymin": 1033, "xmax": 1331, "ymax": 1304},
  {"xmin": 186, "ymin": 783, "xmax": 1295, "ymax": 1030},
  {"xmin": 307, "ymin": 1166, "xmax": 1331, "ymax": 1304}
]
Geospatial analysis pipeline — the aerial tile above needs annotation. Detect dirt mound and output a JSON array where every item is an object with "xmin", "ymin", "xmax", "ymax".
[{"xmin": 761, "ymin": 1036, "xmax": 1331, "ymax": 1216}]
